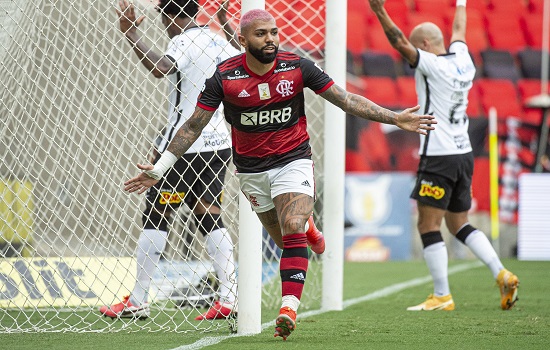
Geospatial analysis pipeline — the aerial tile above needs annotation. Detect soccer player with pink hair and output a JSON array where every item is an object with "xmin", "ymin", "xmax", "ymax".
[{"xmin": 124, "ymin": 8, "xmax": 436, "ymax": 340}]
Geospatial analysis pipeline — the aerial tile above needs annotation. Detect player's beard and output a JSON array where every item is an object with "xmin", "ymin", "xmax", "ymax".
[{"xmin": 249, "ymin": 44, "xmax": 278, "ymax": 64}]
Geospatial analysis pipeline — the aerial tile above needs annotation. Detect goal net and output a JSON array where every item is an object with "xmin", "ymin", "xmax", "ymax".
[{"xmin": 0, "ymin": 0, "xmax": 328, "ymax": 333}]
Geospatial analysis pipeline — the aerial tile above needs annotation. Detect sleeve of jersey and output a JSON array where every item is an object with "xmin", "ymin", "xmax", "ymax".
[
  {"xmin": 449, "ymin": 41, "xmax": 468, "ymax": 54},
  {"xmin": 300, "ymin": 57, "xmax": 334, "ymax": 94},
  {"xmin": 165, "ymin": 36, "xmax": 191, "ymax": 72},
  {"xmin": 415, "ymin": 50, "xmax": 438, "ymax": 77},
  {"xmin": 197, "ymin": 70, "xmax": 224, "ymax": 112}
]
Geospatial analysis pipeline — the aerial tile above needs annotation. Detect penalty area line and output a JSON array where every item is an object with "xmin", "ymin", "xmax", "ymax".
[{"xmin": 169, "ymin": 261, "xmax": 482, "ymax": 350}]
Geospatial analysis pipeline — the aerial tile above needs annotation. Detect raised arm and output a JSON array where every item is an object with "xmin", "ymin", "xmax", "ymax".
[
  {"xmin": 123, "ymin": 107, "xmax": 215, "ymax": 194},
  {"xmin": 368, "ymin": 0, "xmax": 418, "ymax": 65},
  {"xmin": 320, "ymin": 84, "xmax": 436, "ymax": 134},
  {"xmin": 116, "ymin": 0, "xmax": 175, "ymax": 78},
  {"xmin": 450, "ymin": 0, "xmax": 467, "ymax": 43}
]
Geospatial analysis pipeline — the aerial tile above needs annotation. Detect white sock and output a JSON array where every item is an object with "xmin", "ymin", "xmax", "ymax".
[
  {"xmin": 281, "ymin": 295, "xmax": 300, "ymax": 312},
  {"xmin": 423, "ymin": 242, "xmax": 451, "ymax": 297},
  {"xmin": 464, "ymin": 230, "xmax": 504, "ymax": 279},
  {"xmin": 206, "ymin": 228, "xmax": 237, "ymax": 305},
  {"xmin": 131, "ymin": 229, "xmax": 167, "ymax": 305}
]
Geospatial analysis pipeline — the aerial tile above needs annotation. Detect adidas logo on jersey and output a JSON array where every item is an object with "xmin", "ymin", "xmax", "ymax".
[
  {"xmin": 238, "ymin": 89, "xmax": 250, "ymax": 98},
  {"xmin": 301, "ymin": 180, "xmax": 311, "ymax": 187},
  {"xmin": 289, "ymin": 272, "xmax": 305, "ymax": 281}
]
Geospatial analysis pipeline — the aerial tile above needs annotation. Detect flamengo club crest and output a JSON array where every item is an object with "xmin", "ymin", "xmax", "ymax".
[{"xmin": 276, "ymin": 80, "xmax": 294, "ymax": 97}]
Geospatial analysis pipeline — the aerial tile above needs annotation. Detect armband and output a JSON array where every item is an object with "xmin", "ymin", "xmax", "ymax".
[{"xmin": 145, "ymin": 151, "xmax": 178, "ymax": 180}]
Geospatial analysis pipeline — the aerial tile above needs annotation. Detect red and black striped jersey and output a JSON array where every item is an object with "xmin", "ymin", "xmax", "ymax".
[{"xmin": 197, "ymin": 51, "xmax": 334, "ymax": 173}]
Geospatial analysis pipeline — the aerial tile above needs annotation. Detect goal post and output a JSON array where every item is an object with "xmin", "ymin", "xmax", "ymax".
[{"xmin": 0, "ymin": 0, "xmax": 345, "ymax": 333}]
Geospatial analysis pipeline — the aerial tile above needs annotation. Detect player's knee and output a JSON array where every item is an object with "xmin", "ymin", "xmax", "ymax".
[
  {"xmin": 196, "ymin": 213, "xmax": 224, "ymax": 236},
  {"xmin": 143, "ymin": 209, "xmax": 170, "ymax": 231}
]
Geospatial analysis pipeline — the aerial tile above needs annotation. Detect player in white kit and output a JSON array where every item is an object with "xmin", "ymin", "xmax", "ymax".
[
  {"xmin": 368, "ymin": 0, "xmax": 519, "ymax": 311},
  {"xmin": 99, "ymin": 0, "xmax": 240, "ymax": 320}
]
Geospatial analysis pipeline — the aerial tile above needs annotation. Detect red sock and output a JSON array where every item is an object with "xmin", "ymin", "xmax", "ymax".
[{"xmin": 280, "ymin": 233, "xmax": 308, "ymax": 299}]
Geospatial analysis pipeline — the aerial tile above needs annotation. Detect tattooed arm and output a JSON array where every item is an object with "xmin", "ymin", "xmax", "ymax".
[
  {"xmin": 123, "ymin": 107, "xmax": 215, "ymax": 194},
  {"xmin": 166, "ymin": 107, "xmax": 215, "ymax": 157},
  {"xmin": 320, "ymin": 84, "xmax": 436, "ymax": 134},
  {"xmin": 368, "ymin": 0, "xmax": 418, "ymax": 65}
]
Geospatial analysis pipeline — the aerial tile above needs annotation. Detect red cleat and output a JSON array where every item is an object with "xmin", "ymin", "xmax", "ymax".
[
  {"xmin": 98, "ymin": 295, "xmax": 150, "ymax": 320},
  {"xmin": 274, "ymin": 307, "xmax": 297, "ymax": 340},
  {"xmin": 195, "ymin": 301, "xmax": 236, "ymax": 320},
  {"xmin": 306, "ymin": 215, "xmax": 325, "ymax": 254}
]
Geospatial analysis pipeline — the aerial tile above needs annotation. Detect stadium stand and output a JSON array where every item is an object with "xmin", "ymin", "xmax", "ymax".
[
  {"xmin": 366, "ymin": 25, "xmax": 404, "ymax": 60},
  {"xmin": 486, "ymin": 0, "xmax": 528, "ymax": 14},
  {"xmin": 472, "ymin": 157, "xmax": 491, "ymax": 211},
  {"xmin": 396, "ymin": 76, "xmax": 418, "ymax": 108},
  {"xmin": 484, "ymin": 12, "xmax": 528, "ymax": 53},
  {"xmin": 517, "ymin": 78, "xmax": 550, "ymax": 126},
  {"xmin": 412, "ymin": 0, "xmax": 453, "ymax": 15},
  {"xmin": 521, "ymin": 13, "xmax": 547, "ymax": 49},
  {"xmin": 466, "ymin": 80, "xmax": 483, "ymax": 117},
  {"xmin": 528, "ymin": 0, "xmax": 546, "ymax": 13},
  {"xmin": 344, "ymin": 0, "xmax": 547, "ymax": 182},
  {"xmin": 480, "ymin": 49, "xmax": 521, "ymax": 82},
  {"xmin": 361, "ymin": 52, "xmax": 398, "ymax": 78},
  {"xmin": 517, "ymin": 49, "xmax": 547, "ymax": 79},
  {"xmin": 477, "ymin": 78, "xmax": 523, "ymax": 118},
  {"xmin": 360, "ymin": 76, "xmax": 401, "ymax": 110}
]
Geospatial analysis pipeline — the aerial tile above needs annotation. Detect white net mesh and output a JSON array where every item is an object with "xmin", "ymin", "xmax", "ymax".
[{"xmin": 0, "ymin": 0, "xmax": 327, "ymax": 333}]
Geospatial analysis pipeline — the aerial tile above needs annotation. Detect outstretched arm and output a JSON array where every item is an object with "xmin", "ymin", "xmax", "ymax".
[
  {"xmin": 217, "ymin": 0, "xmax": 240, "ymax": 50},
  {"xmin": 368, "ymin": 0, "xmax": 418, "ymax": 65},
  {"xmin": 320, "ymin": 84, "xmax": 436, "ymax": 134},
  {"xmin": 116, "ymin": 0, "xmax": 175, "ymax": 78},
  {"xmin": 124, "ymin": 107, "xmax": 215, "ymax": 194},
  {"xmin": 450, "ymin": 0, "xmax": 467, "ymax": 43}
]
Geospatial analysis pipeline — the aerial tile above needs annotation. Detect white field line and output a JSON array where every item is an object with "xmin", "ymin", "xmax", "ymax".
[{"xmin": 170, "ymin": 261, "xmax": 483, "ymax": 350}]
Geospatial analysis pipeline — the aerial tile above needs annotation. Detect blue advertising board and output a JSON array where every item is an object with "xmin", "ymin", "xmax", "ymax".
[{"xmin": 344, "ymin": 173, "xmax": 414, "ymax": 261}]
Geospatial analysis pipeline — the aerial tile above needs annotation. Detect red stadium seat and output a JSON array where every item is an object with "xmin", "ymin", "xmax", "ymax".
[
  {"xmin": 521, "ymin": 13, "xmax": 548, "ymax": 49},
  {"xmin": 347, "ymin": 11, "xmax": 370, "ymax": 55},
  {"xmin": 345, "ymin": 149, "xmax": 372, "ymax": 172},
  {"xmin": 396, "ymin": 76, "xmax": 418, "ymax": 108},
  {"xmin": 412, "ymin": 0, "xmax": 453, "ymax": 16},
  {"xmin": 457, "ymin": 0, "xmax": 488, "ymax": 12},
  {"xmin": 486, "ymin": 0, "xmax": 528, "ymax": 14},
  {"xmin": 358, "ymin": 125, "xmax": 393, "ymax": 171},
  {"xmin": 516, "ymin": 78, "xmax": 550, "ymax": 125},
  {"xmin": 444, "ymin": 7, "xmax": 485, "ymax": 31},
  {"xmin": 467, "ymin": 80, "xmax": 483, "ymax": 117},
  {"xmin": 528, "ymin": 0, "xmax": 546, "ymax": 13},
  {"xmin": 472, "ymin": 157, "xmax": 490, "ymax": 212},
  {"xmin": 517, "ymin": 79, "xmax": 550, "ymax": 103},
  {"xmin": 360, "ymin": 76, "xmax": 400, "ymax": 109},
  {"xmin": 379, "ymin": 0, "xmax": 410, "ymax": 25},
  {"xmin": 477, "ymin": 78, "xmax": 522, "ymax": 118},
  {"xmin": 484, "ymin": 13, "xmax": 528, "ymax": 53},
  {"xmin": 367, "ymin": 25, "xmax": 403, "ymax": 60},
  {"xmin": 465, "ymin": 27, "xmax": 490, "ymax": 65}
]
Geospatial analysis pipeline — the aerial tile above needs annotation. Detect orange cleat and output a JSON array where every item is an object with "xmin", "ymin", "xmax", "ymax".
[
  {"xmin": 306, "ymin": 215, "xmax": 325, "ymax": 254},
  {"xmin": 274, "ymin": 307, "xmax": 297, "ymax": 340},
  {"xmin": 497, "ymin": 269, "xmax": 519, "ymax": 310},
  {"xmin": 195, "ymin": 301, "xmax": 236, "ymax": 320}
]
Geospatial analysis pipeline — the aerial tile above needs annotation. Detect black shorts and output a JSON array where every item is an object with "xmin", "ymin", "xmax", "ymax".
[
  {"xmin": 410, "ymin": 152, "xmax": 474, "ymax": 212},
  {"xmin": 145, "ymin": 148, "xmax": 231, "ymax": 212}
]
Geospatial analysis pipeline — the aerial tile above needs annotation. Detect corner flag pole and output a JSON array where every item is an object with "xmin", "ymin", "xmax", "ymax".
[{"xmin": 488, "ymin": 107, "xmax": 500, "ymax": 254}]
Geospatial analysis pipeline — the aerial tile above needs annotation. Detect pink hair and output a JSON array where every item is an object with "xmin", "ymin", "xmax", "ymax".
[{"xmin": 240, "ymin": 9, "xmax": 275, "ymax": 32}]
